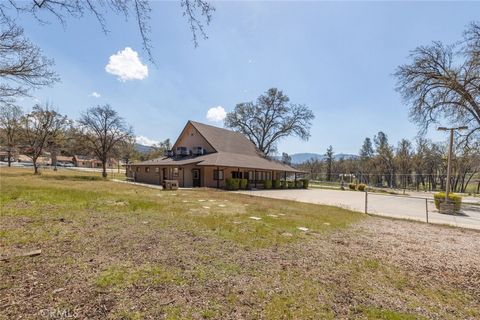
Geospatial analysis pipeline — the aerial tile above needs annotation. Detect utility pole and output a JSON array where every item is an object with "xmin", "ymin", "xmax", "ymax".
[{"xmin": 437, "ymin": 126, "xmax": 468, "ymax": 203}]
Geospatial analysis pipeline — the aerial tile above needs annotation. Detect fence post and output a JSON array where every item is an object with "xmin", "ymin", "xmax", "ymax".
[
  {"xmin": 364, "ymin": 189, "xmax": 368, "ymax": 214},
  {"xmin": 425, "ymin": 198, "xmax": 429, "ymax": 223}
]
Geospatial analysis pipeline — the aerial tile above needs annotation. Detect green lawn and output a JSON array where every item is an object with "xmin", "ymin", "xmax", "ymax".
[{"xmin": 1, "ymin": 168, "xmax": 479, "ymax": 319}]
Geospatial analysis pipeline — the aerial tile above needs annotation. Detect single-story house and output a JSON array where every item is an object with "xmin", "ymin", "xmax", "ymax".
[
  {"xmin": 73, "ymin": 155, "xmax": 118, "ymax": 168},
  {"xmin": 55, "ymin": 155, "xmax": 75, "ymax": 166},
  {"xmin": 73, "ymin": 155, "xmax": 94, "ymax": 167},
  {"xmin": 0, "ymin": 151, "xmax": 16, "ymax": 162},
  {"xmin": 125, "ymin": 120, "xmax": 303, "ymax": 188}
]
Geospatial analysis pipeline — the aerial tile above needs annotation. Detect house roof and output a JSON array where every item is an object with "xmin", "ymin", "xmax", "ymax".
[
  {"xmin": 56, "ymin": 156, "xmax": 74, "ymax": 162},
  {"xmin": 74, "ymin": 155, "xmax": 94, "ymax": 161},
  {"xmin": 131, "ymin": 121, "xmax": 302, "ymax": 173},
  {"xmin": 131, "ymin": 152, "xmax": 302, "ymax": 172},
  {"xmin": 188, "ymin": 121, "xmax": 260, "ymax": 156}
]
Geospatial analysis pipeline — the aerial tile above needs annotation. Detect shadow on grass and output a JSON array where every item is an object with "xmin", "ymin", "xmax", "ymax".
[{"xmin": 41, "ymin": 175, "xmax": 103, "ymax": 181}]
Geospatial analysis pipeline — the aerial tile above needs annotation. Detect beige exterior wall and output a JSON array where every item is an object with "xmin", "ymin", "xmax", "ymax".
[
  {"xmin": 173, "ymin": 124, "xmax": 215, "ymax": 154},
  {"xmin": 127, "ymin": 164, "xmax": 297, "ymax": 189}
]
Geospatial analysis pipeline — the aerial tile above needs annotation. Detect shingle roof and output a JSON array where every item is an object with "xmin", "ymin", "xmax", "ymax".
[
  {"xmin": 132, "ymin": 121, "xmax": 302, "ymax": 173},
  {"xmin": 189, "ymin": 121, "xmax": 260, "ymax": 156}
]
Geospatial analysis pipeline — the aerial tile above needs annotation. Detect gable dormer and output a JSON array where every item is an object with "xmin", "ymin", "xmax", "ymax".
[{"xmin": 172, "ymin": 122, "xmax": 216, "ymax": 156}]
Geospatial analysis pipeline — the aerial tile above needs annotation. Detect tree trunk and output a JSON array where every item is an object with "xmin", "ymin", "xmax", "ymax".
[
  {"xmin": 7, "ymin": 149, "xmax": 11, "ymax": 167},
  {"xmin": 33, "ymin": 159, "xmax": 38, "ymax": 174},
  {"xmin": 102, "ymin": 161, "xmax": 107, "ymax": 178}
]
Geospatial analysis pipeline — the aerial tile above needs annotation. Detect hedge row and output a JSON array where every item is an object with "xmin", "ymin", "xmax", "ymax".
[
  {"xmin": 226, "ymin": 178, "xmax": 249, "ymax": 191},
  {"xmin": 263, "ymin": 179, "xmax": 309, "ymax": 190},
  {"xmin": 434, "ymin": 192, "xmax": 462, "ymax": 212},
  {"xmin": 348, "ymin": 183, "xmax": 367, "ymax": 191}
]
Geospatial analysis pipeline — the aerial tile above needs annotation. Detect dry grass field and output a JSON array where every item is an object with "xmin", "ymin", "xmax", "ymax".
[{"xmin": 1, "ymin": 168, "xmax": 479, "ymax": 319}]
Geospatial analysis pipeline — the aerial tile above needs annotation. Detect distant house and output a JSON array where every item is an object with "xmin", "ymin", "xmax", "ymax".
[
  {"xmin": 126, "ymin": 121, "xmax": 302, "ymax": 188},
  {"xmin": 0, "ymin": 151, "xmax": 16, "ymax": 163},
  {"xmin": 73, "ymin": 155, "xmax": 118, "ymax": 168},
  {"xmin": 73, "ymin": 155, "xmax": 94, "ymax": 167},
  {"xmin": 55, "ymin": 156, "xmax": 75, "ymax": 166}
]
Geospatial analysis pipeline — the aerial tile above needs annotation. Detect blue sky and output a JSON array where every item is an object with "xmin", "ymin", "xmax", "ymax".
[{"xmin": 15, "ymin": 1, "xmax": 480, "ymax": 154}]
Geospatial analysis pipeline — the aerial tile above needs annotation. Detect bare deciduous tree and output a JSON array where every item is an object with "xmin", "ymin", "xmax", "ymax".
[
  {"xmin": 78, "ymin": 105, "xmax": 133, "ymax": 178},
  {"xmin": 395, "ymin": 21, "xmax": 480, "ymax": 147},
  {"xmin": 20, "ymin": 104, "xmax": 68, "ymax": 174},
  {"xmin": 0, "ymin": 104, "xmax": 23, "ymax": 166},
  {"xmin": 0, "ymin": 0, "xmax": 215, "ymax": 61},
  {"xmin": 0, "ymin": 24, "xmax": 58, "ymax": 105},
  {"xmin": 225, "ymin": 88, "xmax": 314, "ymax": 156}
]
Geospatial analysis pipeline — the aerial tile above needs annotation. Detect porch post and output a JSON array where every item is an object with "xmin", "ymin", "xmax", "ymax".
[
  {"xmin": 217, "ymin": 166, "xmax": 220, "ymax": 189},
  {"xmin": 254, "ymin": 170, "xmax": 257, "ymax": 188},
  {"xmin": 295, "ymin": 173, "xmax": 297, "ymax": 182}
]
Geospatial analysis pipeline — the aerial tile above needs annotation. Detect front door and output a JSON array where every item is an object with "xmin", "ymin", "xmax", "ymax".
[{"xmin": 192, "ymin": 169, "xmax": 201, "ymax": 187}]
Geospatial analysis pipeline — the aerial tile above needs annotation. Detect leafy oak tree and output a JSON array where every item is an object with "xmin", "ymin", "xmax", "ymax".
[{"xmin": 225, "ymin": 88, "xmax": 314, "ymax": 157}]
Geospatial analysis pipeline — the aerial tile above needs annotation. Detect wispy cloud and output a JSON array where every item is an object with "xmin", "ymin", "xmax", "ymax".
[
  {"xmin": 206, "ymin": 106, "xmax": 227, "ymax": 122},
  {"xmin": 105, "ymin": 47, "xmax": 148, "ymax": 81},
  {"xmin": 90, "ymin": 91, "xmax": 101, "ymax": 98}
]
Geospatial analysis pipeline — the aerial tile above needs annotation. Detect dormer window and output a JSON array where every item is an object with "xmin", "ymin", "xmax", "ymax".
[
  {"xmin": 176, "ymin": 147, "xmax": 188, "ymax": 156},
  {"xmin": 193, "ymin": 147, "xmax": 204, "ymax": 155}
]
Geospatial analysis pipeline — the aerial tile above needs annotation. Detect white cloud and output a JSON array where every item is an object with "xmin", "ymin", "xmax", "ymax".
[
  {"xmin": 136, "ymin": 135, "xmax": 158, "ymax": 146},
  {"xmin": 206, "ymin": 106, "xmax": 227, "ymax": 122},
  {"xmin": 105, "ymin": 47, "xmax": 148, "ymax": 81},
  {"xmin": 90, "ymin": 91, "xmax": 101, "ymax": 98}
]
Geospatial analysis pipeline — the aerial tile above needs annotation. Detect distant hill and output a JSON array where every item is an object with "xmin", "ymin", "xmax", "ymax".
[
  {"xmin": 134, "ymin": 143, "xmax": 154, "ymax": 154},
  {"xmin": 285, "ymin": 153, "xmax": 358, "ymax": 164}
]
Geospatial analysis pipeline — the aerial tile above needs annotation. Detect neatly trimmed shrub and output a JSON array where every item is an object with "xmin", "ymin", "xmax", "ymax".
[
  {"xmin": 295, "ymin": 180, "xmax": 303, "ymax": 188},
  {"xmin": 239, "ymin": 179, "xmax": 249, "ymax": 190},
  {"xmin": 226, "ymin": 178, "xmax": 240, "ymax": 191},
  {"xmin": 263, "ymin": 179, "xmax": 272, "ymax": 189},
  {"xmin": 273, "ymin": 179, "xmax": 281, "ymax": 189},
  {"xmin": 281, "ymin": 180, "xmax": 288, "ymax": 189},
  {"xmin": 357, "ymin": 184, "xmax": 367, "ymax": 192},
  {"xmin": 301, "ymin": 179, "xmax": 309, "ymax": 189},
  {"xmin": 434, "ymin": 192, "xmax": 462, "ymax": 212},
  {"xmin": 348, "ymin": 183, "xmax": 356, "ymax": 190},
  {"xmin": 287, "ymin": 181, "xmax": 295, "ymax": 189}
]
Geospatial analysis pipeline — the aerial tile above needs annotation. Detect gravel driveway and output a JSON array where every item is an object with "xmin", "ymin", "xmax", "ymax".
[{"xmin": 237, "ymin": 188, "xmax": 480, "ymax": 230}]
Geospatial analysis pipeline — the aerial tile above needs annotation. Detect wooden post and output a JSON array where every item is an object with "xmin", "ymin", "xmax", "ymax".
[
  {"xmin": 425, "ymin": 198, "xmax": 429, "ymax": 223},
  {"xmin": 364, "ymin": 189, "xmax": 368, "ymax": 214},
  {"xmin": 254, "ymin": 170, "xmax": 257, "ymax": 188},
  {"xmin": 217, "ymin": 166, "xmax": 220, "ymax": 189}
]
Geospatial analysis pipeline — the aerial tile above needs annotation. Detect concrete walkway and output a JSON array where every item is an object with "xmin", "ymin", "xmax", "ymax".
[{"xmin": 237, "ymin": 189, "xmax": 480, "ymax": 230}]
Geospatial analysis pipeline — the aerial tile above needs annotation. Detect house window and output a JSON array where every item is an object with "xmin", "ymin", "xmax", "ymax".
[
  {"xmin": 232, "ymin": 171, "xmax": 243, "ymax": 179},
  {"xmin": 136, "ymin": 167, "xmax": 140, "ymax": 172},
  {"xmin": 155, "ymin": 167, "xmax": 159, "ymax": 173},
  {"xmin": 145, "ymin": 167, "xmax": 150, "ymax": 173},
  {"xmin": 214, "ymin": 169, "xmax": 224, "ymax": 180},
  {"xmin": 173, "ymin": 168, "xmax": 179, "ymax": 177},
  {"xmin": 248, "ymin": 171, "xmax": 254, "ymax": 180}
]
